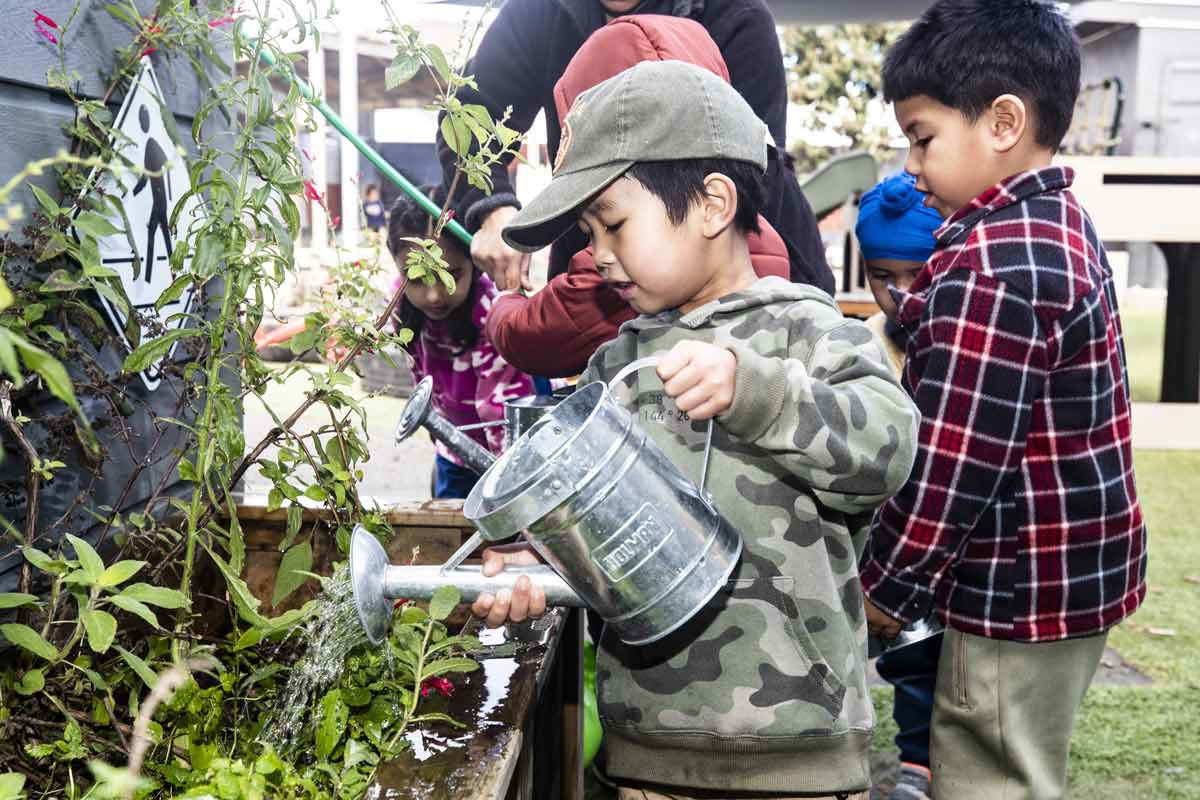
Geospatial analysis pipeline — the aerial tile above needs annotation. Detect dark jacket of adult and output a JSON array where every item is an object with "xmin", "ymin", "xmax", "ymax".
[
  {"xmin": 485, "ymin": 14, "xmax": 791, "ymax": 377},
  {"xmin": 435, "ymin": 0, "xmax": 834, "ymax": 293}
]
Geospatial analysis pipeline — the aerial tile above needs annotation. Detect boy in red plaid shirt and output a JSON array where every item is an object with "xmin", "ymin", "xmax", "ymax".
[{"xmin": 859, "ymin": 2, "xmax": 1148, "ymax": 797}]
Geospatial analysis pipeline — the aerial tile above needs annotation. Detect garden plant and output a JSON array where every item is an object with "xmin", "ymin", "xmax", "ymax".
[{"xmin": 0, "ymin": 1, "xmax": 520, "ymax": 797}]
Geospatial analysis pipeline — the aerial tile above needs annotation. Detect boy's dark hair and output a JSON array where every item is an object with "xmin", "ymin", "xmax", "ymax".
[
  {"xmin": 364, "ymin": 183, "xmax": 379, "ymax": 195},
  {"xmin": 624, "ymin": 158, "xmax": 763, "ymax": 236},
  {"xmin": 882, "ymin": 0, "xmax": 1080, "ymax": 150},
  {"xmin": 386, "ymin": 185, "xmax": 479, "ymax": 353}
]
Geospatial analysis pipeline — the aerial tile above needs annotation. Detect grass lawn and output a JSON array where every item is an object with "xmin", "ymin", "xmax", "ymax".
[
  {"xmin": 869, "ymin": 449, "xmax": 1200, "ymax": 798},
  {"xmin": 1121, "ymin": 307, "xmax": 1166, "ymax": 403}
]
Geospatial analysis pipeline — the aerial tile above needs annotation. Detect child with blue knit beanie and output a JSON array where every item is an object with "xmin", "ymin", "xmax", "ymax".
[
  {"xmin": 854, "ymin": 171, "xmax": 942, "ymax": 800},
  {"xmin": 856, "ymin": 173, "xmax": 942, "ymax": 375}
]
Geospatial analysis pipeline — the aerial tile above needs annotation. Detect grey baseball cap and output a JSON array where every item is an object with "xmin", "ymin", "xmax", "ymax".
[{"xmin": 501, "ymin": 59, "xmax": 769, "ymax": 252}]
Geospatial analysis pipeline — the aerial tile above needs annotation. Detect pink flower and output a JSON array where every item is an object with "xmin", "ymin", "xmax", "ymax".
[
  {"xmin": 34, "ymin": 11, "xmax": 58, "ymax": 45},
  {"xmin": 301, "ymin": 148, "xmax": 314, "ymax": 162},
  {"xmin": 304, "ymin": 179, "xmax": 326, "ymax": 210},
  {"xmin": 420, "ymin": 677, "xmax": 454, "ymax": 699}
]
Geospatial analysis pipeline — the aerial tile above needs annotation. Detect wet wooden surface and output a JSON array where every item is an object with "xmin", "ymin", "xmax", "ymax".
[{"xmin": 369, "ymin": 609, "xmax": 570, "ymax": 800}]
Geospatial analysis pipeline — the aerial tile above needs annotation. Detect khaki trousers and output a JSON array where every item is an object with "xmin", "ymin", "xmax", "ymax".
[
  {"xmin": 930, "ymin": 627, "xmax": 1107, "ymax": 800},
  {"xmin": 617, "ymin": 789, "xmax": 869, "ymax": 799}
]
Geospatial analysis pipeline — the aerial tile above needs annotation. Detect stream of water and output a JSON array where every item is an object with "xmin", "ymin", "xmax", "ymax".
[{"xmin": 262, "ymin": 566, "xmax": 366, "ymax": 749}]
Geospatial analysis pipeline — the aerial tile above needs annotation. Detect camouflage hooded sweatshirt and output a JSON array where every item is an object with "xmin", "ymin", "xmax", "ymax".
[{"xmin": 580, "ymin": 276, "xmax": 919, "ymax": 794}]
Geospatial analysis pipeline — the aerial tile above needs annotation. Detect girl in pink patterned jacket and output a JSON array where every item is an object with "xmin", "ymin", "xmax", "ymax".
[{"xmin": 388, "ymin": 190, "xmax": 538, "ymax": 498}]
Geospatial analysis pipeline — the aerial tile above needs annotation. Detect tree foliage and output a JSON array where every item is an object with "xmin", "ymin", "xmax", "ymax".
[{"xmin": 783, "ymin": 23, "xmax": 907, "ymax": 174}]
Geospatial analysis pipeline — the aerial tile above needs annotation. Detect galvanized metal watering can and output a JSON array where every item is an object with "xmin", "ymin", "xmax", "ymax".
[{"xmin": 350, "ymin": 359, "xmax": 743, "ymax": 646}]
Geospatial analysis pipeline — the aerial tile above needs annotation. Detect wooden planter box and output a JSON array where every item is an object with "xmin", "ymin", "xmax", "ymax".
[
  {"xmin": 226, "ymin": 498, "xmax": 476, "ymax": 617},
  {"xmin": 222, "ymin": 498, "xmax": 584, "ymax": 799}
]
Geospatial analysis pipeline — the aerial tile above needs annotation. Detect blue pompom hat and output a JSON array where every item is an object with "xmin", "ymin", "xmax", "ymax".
[{"xmin": 855, "ymin": 172, "xmax": 943, "ymax": 262}]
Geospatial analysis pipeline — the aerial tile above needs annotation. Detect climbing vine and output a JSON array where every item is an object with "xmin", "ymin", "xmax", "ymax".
[{"xmin": 0, "ymin": 1, "xmax": 520, "ymax": 797}]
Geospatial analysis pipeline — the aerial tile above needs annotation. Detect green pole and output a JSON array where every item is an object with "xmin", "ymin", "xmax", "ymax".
[{"xmin": 255, "ymin": 46, "xmax": 474, "ymax": 247}]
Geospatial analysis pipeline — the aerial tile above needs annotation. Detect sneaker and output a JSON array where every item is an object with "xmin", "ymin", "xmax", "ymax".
[{"xmin": 886, "ymin": 763, "xmax": 932, "ymax": 800}]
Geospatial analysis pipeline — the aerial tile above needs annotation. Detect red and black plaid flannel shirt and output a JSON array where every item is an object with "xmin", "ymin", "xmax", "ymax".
[{"xmin": 860, "ymin": 166, "xmax": 1147, "ymax": 642}]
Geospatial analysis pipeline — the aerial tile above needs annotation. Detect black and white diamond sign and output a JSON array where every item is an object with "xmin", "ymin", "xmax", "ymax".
[{"xmin": 74, "ymin": 57, "xmax": 202, "ymax": 391}]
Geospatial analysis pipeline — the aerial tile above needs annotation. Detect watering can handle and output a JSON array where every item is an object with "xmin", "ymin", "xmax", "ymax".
[{"xmin": 606, "ymin": 356, "xmax": 716, "ymax": 499}]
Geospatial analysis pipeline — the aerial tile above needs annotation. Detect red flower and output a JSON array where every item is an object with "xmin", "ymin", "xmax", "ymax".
[
  {"xmin": 34, "ymin": 11, "xmax": 58, "ymax": 45},
  {"xmin": 332, "ymin": 215, "xmax": 341, "ymax": 228},
  {"xmin": 304, "ymin": 179, "xmax": 326, "ymax": 210},
  {"xmin": 208, "ymin": 5, "xmax": 244, "ymax": 28},
  {"xmin": 140, "ymin": 14, "xmax": 163, "ymax": 56},
  {"xmin": 420, "ymin": 677, "xmax": 454, "ymax": 699}
]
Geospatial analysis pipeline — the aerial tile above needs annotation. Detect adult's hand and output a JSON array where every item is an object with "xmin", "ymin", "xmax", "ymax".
[{"xmin": 472, "ymin": 206, "xmax": 533, "ymax": 292}]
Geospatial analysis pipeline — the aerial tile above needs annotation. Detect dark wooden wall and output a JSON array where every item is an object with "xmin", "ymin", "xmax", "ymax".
[{"xmin": 0, "ymin": 1, "xmax": 229, "ymax": 592}]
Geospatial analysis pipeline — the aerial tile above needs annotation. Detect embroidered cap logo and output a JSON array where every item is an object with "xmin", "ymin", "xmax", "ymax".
[{"xmin": 554, "ymin": 99, "xmax": 587, "ymax": 174}]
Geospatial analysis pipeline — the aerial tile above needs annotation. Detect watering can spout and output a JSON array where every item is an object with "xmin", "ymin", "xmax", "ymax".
[{"xmin": 349, "ymin": 525, "xmax": 584, "ymax": 645}]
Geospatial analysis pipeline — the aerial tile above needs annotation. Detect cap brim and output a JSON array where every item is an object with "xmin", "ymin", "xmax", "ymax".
[{"xmin": 501, "ymin": 161, "xmax": 631, "ymax": 252}]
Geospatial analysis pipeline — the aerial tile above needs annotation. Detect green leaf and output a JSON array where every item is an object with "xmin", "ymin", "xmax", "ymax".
[
  {"xmin": 302, "ymin": 484, "xmax": 328, "ymax": 502},
  {"xmin": 98, "ymin": 559, "xmax": 146, "ymax": 588},
  {"xmin": 29, "ymin": 183, "xmax": 60, "ymax": 218},
  {"xmin": 14, "ymin": 337, "xmax": 78, "ymax": 412},
  {"xmin": 66, "ymin": 534, "xmax": 104, "ymax": 584},
  {"xmin": 199, "ymin": 543, "xmax": 266, "ymax": 626},
  {"xmin": 440, "ymin": 114, "xmax": 472, "ymax": 158},
  {"xmin": 123, "ymin": 328, "xmax": 197, "ymax": 374},
  {"xmin": 427, "ymin": 44, "xmax": 451, "ymax": 80},
  {"xmin": 80, "ymin": 607, "xmax": 118, "ymax": 653},
  {"xmin": 114, "ymin": 645, "xmax": 159, "ymax": 689},
  {"xmin": 400, "ymin": 605, "xmax": 428, "ymax": 625},
  {"xmin": 283, "ymin": 503, "xmax": 303, "ymax": 550},
  {"xmin": 233, "ymin": 627, "xmax": 264, "ymax": 651},
  {"xmin": 227, "ymin": 498, "xmax": 245, "ymax": 574},
  {"xmin": 315, "ymin": 688, "xmax": 348, "ymax": 760},
  {"xmin": 272, "ymin": 541, "xmax": 313, "ymax": 606},
  {"xmin": 191, "ymin": 232, "xmax": 224, "ymax": 277},
  {"xmin": 74, "ymin": 210, "xmax": 123, "ymax": 239},
  {"xmin": 0, "ymin": 278, "xmax": 11, "ymax": 312},
  {"xmin": 23, "ymin": 547, "xmax": 69, "ymax": 576},
  {"xmin": 0, "ymin": 331, "xmax": 19, "ymax": 386},
  {"xmin": 428, "ymin": 585, "xmax": 461, "ymax": 622},
  {"xmin": 14, "ymin": 667, "xmax": 45, "ymax": 696},
  {"xmin": 0, "ymin": 772, "xmax": 26, "ymax": 800},
  {"xmin": 0, "ymin": 623, "xmax": 58, "ymax": 661},
  {"xmin": 421, "ymin": 656, "xmax": 479, "ymax": 679},
  {"xmin": 87, "ymin": 759, "xmax": 150, "ymax": 798},
  {"xmin": 385, "ymin": 54, "xmax": 421, "ymax": 89},
  {"xmin": 40, "ymin": 268, "xmax": 90, "ymax": 292},
  {"xmin": 0, "ymin": 592, "xmax": 38, "ymax": 610},
  {"xmin": 427, "ymin": 633, "xmax": 482, "ymax": 657},
  {"xmin": 108, "ymin": 595, "xmax": 160, "ymax": 628},
  {"xmin": 118, "ymin": 583, "xmax": 189, "ymax": 609},
  {"xmin": 155, "ymin": 273, "xmax": 194, "ymax": 312}
]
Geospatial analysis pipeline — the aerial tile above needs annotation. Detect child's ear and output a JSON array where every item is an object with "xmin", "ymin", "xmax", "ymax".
[
  {"xmin": 988, "ymin": 94, "xmax": 1028, "ymax": 153},
  {"xmin": 700, "ymin": 173, "xmax": 738, "ymax": 239}
]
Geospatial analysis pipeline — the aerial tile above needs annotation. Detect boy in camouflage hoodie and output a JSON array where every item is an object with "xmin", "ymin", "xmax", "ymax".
[{"xmin": 472, "ymin": 60, "xmax": 919, "ymax": 798}]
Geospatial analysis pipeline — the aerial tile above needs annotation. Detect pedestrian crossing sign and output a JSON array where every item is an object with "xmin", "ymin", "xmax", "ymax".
[{"xmin": 72, "ymin": 57, "xmax": 203, "ymax": 391}]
